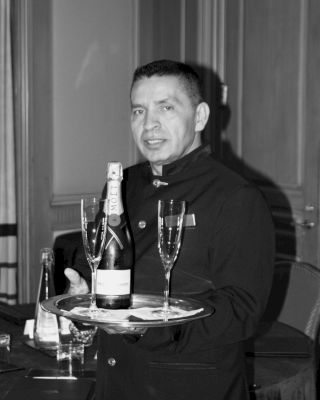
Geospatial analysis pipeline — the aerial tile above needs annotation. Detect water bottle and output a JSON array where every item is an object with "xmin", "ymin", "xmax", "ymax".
[{"xmin": 33, "ymin": 247, "xmax": 59, "ymax": 349}]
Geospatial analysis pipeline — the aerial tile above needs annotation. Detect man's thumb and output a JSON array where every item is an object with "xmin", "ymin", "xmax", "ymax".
[{"xmin": 64, "ymin": 267, "xmax": 81, "ymax": 286}]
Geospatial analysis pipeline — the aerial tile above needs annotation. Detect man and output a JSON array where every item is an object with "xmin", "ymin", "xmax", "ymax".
[{"xmin": 65, "ymin": 59, "xmax": 275, "ymax": 399}]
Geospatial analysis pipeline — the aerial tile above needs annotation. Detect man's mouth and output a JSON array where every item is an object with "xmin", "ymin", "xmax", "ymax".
[{"xmin": 144, "ymin": 138, "xmax": 165, "ymax": 146}]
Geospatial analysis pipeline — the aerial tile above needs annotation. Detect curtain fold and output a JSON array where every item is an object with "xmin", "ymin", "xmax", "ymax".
[{"xmin": 0, "ymin": 0, "xmax": 17, "ymax": 304}]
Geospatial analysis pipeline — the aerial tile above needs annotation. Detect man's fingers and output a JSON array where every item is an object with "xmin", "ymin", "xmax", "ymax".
[{"xmin": 64, "ymin": 267, "xmax": 89, "ymax": 294}]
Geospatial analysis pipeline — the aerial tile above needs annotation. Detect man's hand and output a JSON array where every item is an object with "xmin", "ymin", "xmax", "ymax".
[{"xmin": 64, "ymin": 267, "xmax": 89, "ymax": 295}]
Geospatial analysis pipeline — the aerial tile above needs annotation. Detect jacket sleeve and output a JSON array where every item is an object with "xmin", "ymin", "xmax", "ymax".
[{"xmin": 128, "ymin": 185, "xmax": 275, "ymax": 354}]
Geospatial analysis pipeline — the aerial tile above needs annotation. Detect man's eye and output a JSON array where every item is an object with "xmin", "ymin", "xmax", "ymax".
[
  {"xmin": 162, "ymin": 105, "xmax": 173, "ymax": 111},
  {"xmin": 132, "ymin": 109, "xmax": 144, "ymax": 116}
]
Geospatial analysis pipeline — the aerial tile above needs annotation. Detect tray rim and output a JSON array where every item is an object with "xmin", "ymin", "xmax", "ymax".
[{"xmin": 41, "ymin": 293, "xmax": 214, "ymax": 328}]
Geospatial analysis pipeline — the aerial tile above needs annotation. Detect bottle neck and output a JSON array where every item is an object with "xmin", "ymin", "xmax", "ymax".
[
  {"xmin": 40, "ymin": 261, "xmax": 54, "ymax": 300},
  {"xmin": 107, "ymin": 179, "xmax": 123, "ymax": 216},
  {"xmin": 44, "ymin": 263, "xmax": 49, "ymax": 299}
]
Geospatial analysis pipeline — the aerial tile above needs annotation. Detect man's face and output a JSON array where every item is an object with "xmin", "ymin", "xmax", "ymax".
[{"xmin": 130, "ymin": 75, "xmax": 201, "ymax": 175}]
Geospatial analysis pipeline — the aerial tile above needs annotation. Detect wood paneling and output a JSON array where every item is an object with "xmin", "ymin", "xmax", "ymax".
[
  {"xmin": 13, "ymin": 0, "xmax": 139, "ymax": 302},
  {"xmin": 138, "ymin": 0, "xmax": 182, "ymax": 64},
  {"xmin": 224, "ymin": 0, "xmax": 320, "ymax": 265},
  {"xmin": 242, "ymin": 1, "xmax": 302, "ymax": 186}
]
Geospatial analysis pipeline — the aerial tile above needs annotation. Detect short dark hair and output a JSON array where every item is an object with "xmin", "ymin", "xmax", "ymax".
[{"xmin": 131, "ymin": 59, "xmax": 204, "ymax": 107}]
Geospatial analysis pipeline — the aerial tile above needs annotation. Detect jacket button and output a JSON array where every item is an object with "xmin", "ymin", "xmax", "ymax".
[
  {"xmin": 107, "ymin": 357, "xmax": 116, "ymax": 366},
  {"xmin": 138, "ymin": 220, "xmax": 146, "ymax": 229},
  {"xmin": 153, "ymin": 179, "xmax": 160, "ymax": 187}
]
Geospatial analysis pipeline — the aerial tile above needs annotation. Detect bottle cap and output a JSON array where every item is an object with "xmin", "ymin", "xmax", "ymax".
[{"xmin": 107, "ymin": 162, "xmax": 123, "ymax": 181}]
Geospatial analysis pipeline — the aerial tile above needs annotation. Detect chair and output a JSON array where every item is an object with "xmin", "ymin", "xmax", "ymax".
[
  {"xmin": 263, "ymin": 260, "xmax": 320, "ymax": 341},
  {"xmin": 53, "ymin": 231, "xmax": 85, "ymax": 294},
  {"xmin": 248, "ymin": 260, "xmax": 320, "ymax": 400}
]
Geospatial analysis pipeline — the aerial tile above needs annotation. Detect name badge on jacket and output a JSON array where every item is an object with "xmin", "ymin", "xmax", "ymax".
[
  {"xmin": 184, "ymin": 214, "xmax": 196, "ymax": 228},
  {"xmin": 165, "ymin": 214, "xmax": 196, "ymax": 228}
]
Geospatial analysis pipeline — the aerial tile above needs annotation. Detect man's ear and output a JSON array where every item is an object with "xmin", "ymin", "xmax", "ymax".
[{"xmin": 195, "ymin": 102, "xmax": 210, "ymax": 132}]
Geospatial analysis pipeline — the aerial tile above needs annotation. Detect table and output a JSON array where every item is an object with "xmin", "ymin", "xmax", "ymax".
[
  {"xmin": 246, "ymin": 321, "xmax": 316, "ymax": 400},
  {"xmin": 0, "ymin": 304, "xmax": 316, "ymax": 400},
  {"xmin": 0, "ymin": 304, "xmax": 97, "ymax": 400}
]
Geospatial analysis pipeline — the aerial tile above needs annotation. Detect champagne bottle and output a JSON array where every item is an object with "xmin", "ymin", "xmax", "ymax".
[
  {"xmin": 96, "ymin": 162, "xmax": 133, "ymax": 309},
  {"xmin": 33, "ymin": 248, "xmax": 59, "ymax": 349}
]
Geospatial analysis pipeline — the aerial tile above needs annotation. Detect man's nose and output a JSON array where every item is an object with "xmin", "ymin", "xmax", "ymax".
[{"xmin": 144, "ymin": 110, "xmax": 160, "ymax": 131}]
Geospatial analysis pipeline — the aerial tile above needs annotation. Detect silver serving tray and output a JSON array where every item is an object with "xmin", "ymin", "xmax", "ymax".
[{"xmin": 42, "ymin": 293, "xmax": 214, "ymax": 328}]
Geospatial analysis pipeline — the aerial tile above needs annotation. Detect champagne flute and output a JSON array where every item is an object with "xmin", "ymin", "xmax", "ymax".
[
  {"xmin": 81, "ymin": 197, "xmax": 108, "ymax": 315},
  {"xmin": 154, "ymin": 199, "xmax": 185, "ymax": 319}
]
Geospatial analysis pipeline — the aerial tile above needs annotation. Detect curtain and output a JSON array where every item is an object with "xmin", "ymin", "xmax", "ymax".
[{"xmin": 0, "ymin": 0, "xmax": 17, "ymax": 305}]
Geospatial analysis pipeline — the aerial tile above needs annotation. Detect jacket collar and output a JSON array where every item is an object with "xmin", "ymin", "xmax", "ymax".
[{"xmin": 142, "ymin": 143, "xmax": 212, "ymax": 180}]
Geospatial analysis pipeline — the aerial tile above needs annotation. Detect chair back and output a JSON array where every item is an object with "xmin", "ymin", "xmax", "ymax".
[
  {"xmin": 53, "ymin": 231, "xmax": 83, "ymax": 294},
  {"xmin": 263, "ymin": 260, "xmax": 320, "ymax": 340}
]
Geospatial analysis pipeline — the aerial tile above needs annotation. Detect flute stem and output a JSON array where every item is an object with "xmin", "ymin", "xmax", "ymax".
[
  {"xmin": 90, "ymin": 263, "xmax": 98, "ymax": 313},
  {"xmin": 163, "ymin": 268, "xmax": 171, "ymax": 311}
]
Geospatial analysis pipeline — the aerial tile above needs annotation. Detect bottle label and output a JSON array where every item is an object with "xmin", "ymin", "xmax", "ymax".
[
  {"xmin": 107, "ymin": 180, "xmax": 123, "ymax": 216},
  {"xmin": 96, "ymin": 269, "xmax": 131, "ymax": 295}
]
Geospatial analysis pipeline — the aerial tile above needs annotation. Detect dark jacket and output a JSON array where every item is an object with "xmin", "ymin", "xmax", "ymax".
[{"xmin": 96, "ymin": 145, "xmax": 275, "ymax": 400}]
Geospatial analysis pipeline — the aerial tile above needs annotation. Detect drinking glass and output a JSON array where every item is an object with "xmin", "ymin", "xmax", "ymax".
[
  {"xmin": 153, "ymin": 199, "xmax": 185, "ymax": 319},
  {"xmin": 0, "ymin": 333, "xmax": 10, "ymax": 364},
  {"xmin": 69, "ymin": 321, "xmax": 97, "ymax": 347},
  {"xmin": 81, "ymin": 197, "xmax": 108, "ymax": 314},
  {"xmin": 57, "ymin": 342, "xmax": 84, "ymax": 376},
  {"xmin": 58, "ymin": 317, "xmax": 97, "ymax": 347}
]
